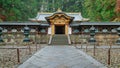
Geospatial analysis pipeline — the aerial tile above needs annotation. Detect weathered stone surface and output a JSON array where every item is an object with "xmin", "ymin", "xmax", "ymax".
[{"xmin": 18, "ymin": 46, "xmax": 107, "ymax": 68}]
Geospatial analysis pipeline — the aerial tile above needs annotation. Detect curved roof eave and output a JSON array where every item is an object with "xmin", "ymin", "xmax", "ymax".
[
  {"xmin": 30, "ymin": 12, "xmax": 86, "ymax": 22},
  {"xmin": 70, "ymin": 22, "xmax": 120, "ymax": 26}
]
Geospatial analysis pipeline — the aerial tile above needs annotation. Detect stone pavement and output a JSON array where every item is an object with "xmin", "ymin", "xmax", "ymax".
[{"xmin": 18, "ymin": 46, "xmax": 107, "ymax": 68}]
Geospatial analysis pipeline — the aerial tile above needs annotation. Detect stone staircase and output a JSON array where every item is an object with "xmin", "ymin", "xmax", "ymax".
[{"xmin": 50, "ymin": 34, "xmax": 69, "ymax": 45}]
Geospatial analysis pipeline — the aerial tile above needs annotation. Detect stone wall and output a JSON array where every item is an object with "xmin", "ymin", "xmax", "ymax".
[
  {"xmin": 95, "ymin": 33, "xmax": 118, "ymax": 45},
  {"xmin": 1, "ymin": 33, "xmax": 50, "ymax": 45},
  {"xmin": 70, "ymin": 34, "xmax": 119, "ymax": 45}
]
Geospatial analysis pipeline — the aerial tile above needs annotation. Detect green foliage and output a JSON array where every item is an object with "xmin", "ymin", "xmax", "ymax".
[
  {"xmin": 0, "ymin": 0, "xmax": 117, "ymax": 22},
  {"xmin": 0, "ymin": 0, "xmax": 38, "ymax": 21},
  {"xmin": 83, "ymin": 0, "xmax": 116, "ymax": 22},
  {"xmin": 0, "ymin": 18, "xmax": 2, "ymax": 22}
]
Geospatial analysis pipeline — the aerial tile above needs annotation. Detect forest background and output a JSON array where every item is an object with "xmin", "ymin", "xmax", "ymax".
[{"xmin": 0, "ymin": 0, "xmax": 120, "ymax": 22}]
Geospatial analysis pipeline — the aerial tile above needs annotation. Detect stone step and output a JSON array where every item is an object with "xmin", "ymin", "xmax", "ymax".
[{"xmin": 51, "ymin": 34, "xmax": 68, "ymax": 45}]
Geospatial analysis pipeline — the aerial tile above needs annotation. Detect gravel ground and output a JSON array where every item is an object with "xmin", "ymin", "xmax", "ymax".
[
  {"xmin": 0, "ymin": 44, "xmax": 46, "ymax": 68},
  {"xmin": 81, "ymin": 47, "xmax": 120, "ymax": 68}
]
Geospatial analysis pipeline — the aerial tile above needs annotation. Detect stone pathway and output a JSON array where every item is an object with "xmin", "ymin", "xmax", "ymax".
[{"xmin": 18, "ymin": 46, "xmax": 107, "ymax": 68}]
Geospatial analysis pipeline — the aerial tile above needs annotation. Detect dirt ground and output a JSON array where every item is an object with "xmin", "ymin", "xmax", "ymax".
[{"xmin": 0, "ymin": 44, "xmax": 46, "ymax": 68}]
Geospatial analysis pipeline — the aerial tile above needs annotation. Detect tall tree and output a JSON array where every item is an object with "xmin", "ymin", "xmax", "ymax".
[
  {"xmin": 114, "ymin": 0, "xmax": 120, "ymax": 22},
  {"xmin": 115, "ymin": 0, "xmax": 120, "ymax": 13}
]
